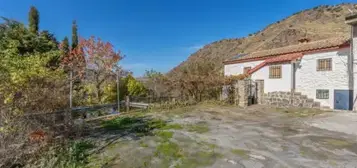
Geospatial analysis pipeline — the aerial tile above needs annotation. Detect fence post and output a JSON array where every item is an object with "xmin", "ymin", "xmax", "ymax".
[
  {"xmin": 69, "ymin": 71, "xmax": 73, "ymax": 109},
  {"xmin": 116, "ymin": 70, "xmax": 120, "ymax": 113},
  {"xmin": 125, "ymin": 96, "xmax": 130, "ymax": 112}
]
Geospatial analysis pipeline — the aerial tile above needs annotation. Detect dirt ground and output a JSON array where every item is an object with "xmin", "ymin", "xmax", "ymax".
[{"xmin": 86, "ymin": 104, "xmax": 357, "ymax": 168}]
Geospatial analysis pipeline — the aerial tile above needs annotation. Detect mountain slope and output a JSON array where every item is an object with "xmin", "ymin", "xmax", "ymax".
[{"xmin": 170, "ymin": 3, "xmax": 357, "ymax": 74}]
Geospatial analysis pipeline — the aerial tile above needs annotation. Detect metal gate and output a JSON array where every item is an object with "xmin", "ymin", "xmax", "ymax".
[
  {"xmin": 247, "ymin": 80, "xmax": 257, "ymax": 106},
  {"xmin": 334, "ymin": 90, "xmax": 353, "ymax": 110}
]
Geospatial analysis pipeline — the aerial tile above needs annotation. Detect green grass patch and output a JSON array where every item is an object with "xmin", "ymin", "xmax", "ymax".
[
  {"xmin": 27, "ymin": 140, "xmax": 96, "ymax": 168},
  {"xmin": 102, "ymin": 117, "xmax": 141, "ymax": 130},
  {"xmin": 155, "ymin": 141, "xmax": 183, "ymax": 159},
  {"xmin": 101, "ymin": 116, "xmax": 169, "ymax": 138},
  {"xmin": 140, "ymin": 141, "xmax": 149, "ymax": 148},
  {"xmin": 147, "ymin": 119, "xmax": 167, "ymax": 129},
  {"xmin": 162, "ymin": 123, "xmax": 183, "ymax": 130},
  {"xmin": 231, "ymin": 148, "xmax": 250, "ymax": 159},
  {"xmin": 187, "ymin": 123, "xmax": 210, "ymax": 134},
  {"xmin": 155, "ymin": 131, "xmax": 174, "ymax": 140},
  {"xmin": 324, "ymin": 138, "xmax": 353, "ymax": 147}
]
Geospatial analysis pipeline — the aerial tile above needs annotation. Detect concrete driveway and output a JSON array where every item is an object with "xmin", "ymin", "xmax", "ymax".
[{"xmin": 89, "ymin": 104, "xmax": 357, "ymax": 168}]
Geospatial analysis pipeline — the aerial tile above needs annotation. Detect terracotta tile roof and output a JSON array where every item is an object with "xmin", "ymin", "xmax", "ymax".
[
  {"xmin": 265, "ymin": 53, "xmax": 303, "ymax": 63},
  {"xmin": 248, "ymin": 53, "xmax": 303, "ymax": 74},
  {"xmin": 225, "ymin": 36, "xmax": 350, "ymax": 64}
]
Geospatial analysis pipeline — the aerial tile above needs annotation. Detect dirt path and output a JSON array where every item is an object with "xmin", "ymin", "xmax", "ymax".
[{"xmin": 88, "ymin": 105, "xmax": 357, "ymax": 168}]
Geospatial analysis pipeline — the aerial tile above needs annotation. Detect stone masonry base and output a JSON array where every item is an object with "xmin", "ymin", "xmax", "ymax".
[{"xmin": 263, "ymin": 91, "xmax": 327, "ymax": 109}]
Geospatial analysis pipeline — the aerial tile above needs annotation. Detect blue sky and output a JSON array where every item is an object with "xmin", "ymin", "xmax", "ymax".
[{"xmin": 1, "ymin": 0, "xmax": 355, "ymax": 76}]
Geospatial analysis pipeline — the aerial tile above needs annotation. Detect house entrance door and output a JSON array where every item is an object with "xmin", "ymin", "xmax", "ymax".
[{"xmin": 334, "ymin": 90, "xmax": 352, "ymax": 110}]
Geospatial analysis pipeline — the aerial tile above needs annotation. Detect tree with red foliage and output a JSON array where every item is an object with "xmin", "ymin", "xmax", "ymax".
[
  {"xmin": 81, "ymin": 36, "xmax": 123, "ymax": 102},
  {"xmin": 60, "ymin": 41, "xmax": 86, "ymax": 78},
  {"xmin": 61, "ymin": 36, "xmax": 122, "ymax": 103}
]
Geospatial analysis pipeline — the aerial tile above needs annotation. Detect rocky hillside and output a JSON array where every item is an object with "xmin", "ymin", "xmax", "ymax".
[{"xmin": 170, "ymin": 3, "xmax": 357, "ymax": 74}]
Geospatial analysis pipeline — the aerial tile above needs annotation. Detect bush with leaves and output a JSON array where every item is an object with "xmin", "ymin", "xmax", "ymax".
[
  {"xmin": 25, "ymin": 140, "xmax": 96, "ymax": 168},
  {"xmin": 167, "ymin": 58, "xmax": 224, "ymax": 101},
  {"xmin": 0, "ymin": 16, "xmax": 66, "ymax": 167}
]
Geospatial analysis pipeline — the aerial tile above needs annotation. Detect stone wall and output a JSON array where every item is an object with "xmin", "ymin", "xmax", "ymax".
[
  {"xmin": 230, "ymin": 80, "xmax": 250, "ymax": 107},
  {"xmin": 256, "ymin": 80, "xmax": 264, "ymax": 104},
  {"xmin": 263, "ymin": 91, "xmax": 322, "ymax": 108}
]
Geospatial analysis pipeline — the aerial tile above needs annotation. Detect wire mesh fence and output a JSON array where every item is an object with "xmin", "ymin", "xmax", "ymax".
[{"xmin": 0, "ymin": 102, "xmax": 119, "ymax": 168}]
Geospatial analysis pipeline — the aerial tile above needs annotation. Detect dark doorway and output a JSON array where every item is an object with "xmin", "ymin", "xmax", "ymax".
[{"xmin": 248, "ymin": 80, "xmax": 257, "ymax": 106}]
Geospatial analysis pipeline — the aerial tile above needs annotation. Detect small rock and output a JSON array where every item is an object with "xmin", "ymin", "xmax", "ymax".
[
  {"xmin": 249, "ymin": 154, "xmax": 266, "ymax": 160},
  {"xmin": 224, "ymin": 158, "xmax": 237, "ymax": 165}
]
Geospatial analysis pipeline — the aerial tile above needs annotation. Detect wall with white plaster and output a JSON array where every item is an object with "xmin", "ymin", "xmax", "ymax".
[
  {"xmin": 224, "ymin": 61, "xmax": 291, "ymax": 93},
  {"xmin": 296, "ymin": 48, "xmax": 350, "ymax": 108},
  {"xmin": 224, "ymin": 60, "xmax": 263, "ymax": 76},
  {"xmin": 251, "ymin": 63, "xmax": 291, "ymax": 93}
]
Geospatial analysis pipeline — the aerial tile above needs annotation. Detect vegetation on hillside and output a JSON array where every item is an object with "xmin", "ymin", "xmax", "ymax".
[
  {"xmin": 0, "ymin": 6, "xmax": 149, "ymax": 167},
  {"xmin": 170, "ymin": 3, "xmax": 357, "ymax": 75}
]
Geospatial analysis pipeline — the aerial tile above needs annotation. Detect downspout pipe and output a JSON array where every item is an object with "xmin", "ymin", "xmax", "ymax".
[
  {"xmin": 350, "ymin": 26, "xmax": 354, "ymax": 110},
  {"xmin": 345, "ymin": 12, "xmax": 357, "ymax": 110},
  {"xmin": 290, "ymin": 60, "xmax": 296, "ymax": 105}
]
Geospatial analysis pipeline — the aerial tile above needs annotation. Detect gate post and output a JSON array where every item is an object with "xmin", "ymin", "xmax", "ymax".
[
  {"xmin": 235, "ymin": 79, "xmax": 249, "ymax": 107},
  {"xmin": 234, "ymin": 80, "xmax": 240, "ymax": 106},
  {"xmin": 256, "ymin": 80, "xmax": 264, "ymax": 104},
  {"xmin": 125, "ymin": 96, "xmax": 130, "ymax": 112}
]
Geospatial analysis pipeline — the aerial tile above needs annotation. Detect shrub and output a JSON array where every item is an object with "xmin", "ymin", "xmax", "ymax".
[{"xmin": 25, "ymin": 140, "xmax": 96, "ymax": 168}]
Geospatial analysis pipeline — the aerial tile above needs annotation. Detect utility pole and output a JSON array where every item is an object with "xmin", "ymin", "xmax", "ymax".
[{"xmin": 116, "ymin": 69, "xmax": 120, "ymax": 113}]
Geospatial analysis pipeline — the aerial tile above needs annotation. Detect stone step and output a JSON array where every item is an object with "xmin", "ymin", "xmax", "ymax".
[
  {"xmin": 321, "ymin": 106, "xmax": 331, "ymax": 110},
  {"xmin": 299, "ymin": 95, "xmax": 308, "ymax": 99},
  {"xmin": 306, "ymin": 99, "xmax": 314, "ymax": 103},
  {"xmin": 312, "ymin": 102, "xmax": 321, "ymax": 108},
  {"xmin": 293, "ymin": 92, "xmax": 302, "ymax": 96}
]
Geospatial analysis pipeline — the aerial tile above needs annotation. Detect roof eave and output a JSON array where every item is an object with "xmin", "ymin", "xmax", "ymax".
[{"xmin": 223, "ymin": 43, "xmax": 350, "ymax": 65}]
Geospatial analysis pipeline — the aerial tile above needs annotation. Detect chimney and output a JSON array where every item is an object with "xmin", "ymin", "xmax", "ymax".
[{"xmin": 345, "ymin": 12, "xmax": 357, "ymax": 110}]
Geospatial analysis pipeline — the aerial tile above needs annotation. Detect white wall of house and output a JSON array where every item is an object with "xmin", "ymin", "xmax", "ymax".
[
  {"xmin": 224, "ymin": 61, "xmax": 291, "ymax": 93},
  {"xmin": 224, "ymin": 48, "xmax": 350, "ymax": 109},
  {"xmin": 251, "ymin": 63, "xmax": 291, "ymax": 93},
  {"xmin": 224, "ymin": 60, "xmax": 263, "ymax": 76},
  {"xmin": 295, "ymin": 48, "xmax": 350, "ymax": 108}
]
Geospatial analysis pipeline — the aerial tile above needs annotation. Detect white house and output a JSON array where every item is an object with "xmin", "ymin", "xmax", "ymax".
[{"xmin": 224, "ymin": 13, "xmax": 357, "ymax": 110}]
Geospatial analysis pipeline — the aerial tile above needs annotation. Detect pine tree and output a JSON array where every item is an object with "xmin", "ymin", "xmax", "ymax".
[
  {"xmin": 62, "ymin": 37, "xmax": 70, "ymax": 56},
  {"xmin": 28, "ymin": 6, "xmax": 39, "ymax": 34},
  {"xmin": 71, "ymin": 20, "xmax": 78, "ymax": 49}
]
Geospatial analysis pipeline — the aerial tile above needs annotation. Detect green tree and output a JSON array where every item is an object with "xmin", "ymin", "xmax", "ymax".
[
  {"xmin": 0, "ymin": 18, "xmax": 58, "ymax": 55},
  {"xmin": 144, "ymin": 69, "xmax": 166, "ymax": 97},
  {"xmin": 28, "ymin": 6, "xmax": 39, "ymax": 34},
  {"xmin": 72, "ymin": 20, "xmax": 78, "ymax": 49},
  {"xmin": 127, "ymin": 74, "xmax": 147, "ymax": 96},
  {"xmin": 61, "ymin": 37, "xmax": 70, "ymax": 57},
  {"xmin": 38, "ymin": 30, "xmax": 59, "ymax": 52}
]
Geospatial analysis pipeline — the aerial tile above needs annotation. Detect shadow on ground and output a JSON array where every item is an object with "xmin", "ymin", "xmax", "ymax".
[{"xmin": 86, "ymin": 115, "xmax": 167, "ymax": 155}]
